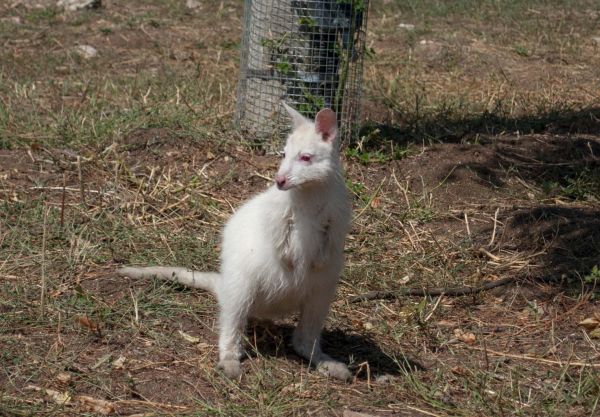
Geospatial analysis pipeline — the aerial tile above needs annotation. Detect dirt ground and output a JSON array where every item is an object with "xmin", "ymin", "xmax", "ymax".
[{"xmin": 1, "ymin": 1, "xmax": 599, "ymax": 416}]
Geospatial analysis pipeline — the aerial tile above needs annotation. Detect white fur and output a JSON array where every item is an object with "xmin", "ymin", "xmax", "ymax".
[{"xmin": 118, "ymin": 105, "xmax": 351, "ymax": 380}]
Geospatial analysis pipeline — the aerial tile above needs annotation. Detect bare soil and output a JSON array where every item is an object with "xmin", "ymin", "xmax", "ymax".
[{"xmin": 1, "ymin": 1, "xmax": 599, "ymax": 416}]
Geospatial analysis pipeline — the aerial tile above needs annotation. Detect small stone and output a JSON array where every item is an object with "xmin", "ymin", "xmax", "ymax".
[
  {"xmin": 57, "ymin": 0, "xmax": 101, "ymax": 11},
  {"xmin": 592, "ymin": 36, "xmax": 600, "ymax": 46},
  {"xmin": 170, "ymin": 49, "xmax": 192, "ymax": 61},
  {"xmin": 75, "ymin": 45, "xmax": 98, "ymax": 59},
  {"xmin": 186, "ymin": 0, "xmax": 202, "ymax": 9},
  {"xmin": 1, "ymin": 16, "xmax": 23, "ymax": 25},
  {"xmin": 375, "ymin": 373, "xmax": 397, "ymax": 384}
]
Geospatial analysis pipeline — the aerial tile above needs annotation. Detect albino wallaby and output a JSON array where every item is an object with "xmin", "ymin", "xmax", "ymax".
[{"xmin": 118, "ymin": 103, "xmax": 351, "ymax": 380}]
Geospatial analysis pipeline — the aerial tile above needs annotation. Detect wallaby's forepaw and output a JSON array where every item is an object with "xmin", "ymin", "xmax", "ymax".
[
  {"xmin": 317, "ymin": 360, "xmax": 352, "ymax": 381},
  {"xmin": 217, "ymin": 359, "xmax": 242, "ymax": 379}
]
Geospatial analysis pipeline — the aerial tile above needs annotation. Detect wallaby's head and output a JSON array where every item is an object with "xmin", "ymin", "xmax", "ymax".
[{"xmin": 275, "ymin": 103, "xmax": 339, "ymax": 191}]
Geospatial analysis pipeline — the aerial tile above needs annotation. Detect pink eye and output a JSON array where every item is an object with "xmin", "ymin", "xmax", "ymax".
[{"xmin": 299, "ymin": 154, "xmax": 312, "ymax": 162}]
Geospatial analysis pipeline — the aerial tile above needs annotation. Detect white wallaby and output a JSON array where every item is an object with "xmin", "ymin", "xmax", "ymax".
[{"xmin": 118, "ymin": 103, "xmax": 351, "ymax": 380}]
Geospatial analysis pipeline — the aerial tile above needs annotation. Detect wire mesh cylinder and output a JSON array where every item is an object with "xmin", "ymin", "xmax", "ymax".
[{"xmin": 236, "ymin": 0, "xmax": 368, "ymax": 143}]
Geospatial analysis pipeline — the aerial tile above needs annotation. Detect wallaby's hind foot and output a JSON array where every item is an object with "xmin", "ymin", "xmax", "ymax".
[
  {"xmin": 217, "ymin": 359, "xmax": 242, "ymax": 379},
  {"xmin": 317, "ymin": 359, "xmax": 352, "ymax": 381}
]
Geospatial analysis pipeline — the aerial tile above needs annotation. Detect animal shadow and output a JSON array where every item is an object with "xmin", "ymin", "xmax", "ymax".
[{"xmin": 245, "ymin": 321, "xmax": 424, "ymax": 378}]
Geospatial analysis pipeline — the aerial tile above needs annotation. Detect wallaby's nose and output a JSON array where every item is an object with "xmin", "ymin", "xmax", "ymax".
[{"xmin": 275, "ymin": 174, "xmax": 287, "ymax": 189}]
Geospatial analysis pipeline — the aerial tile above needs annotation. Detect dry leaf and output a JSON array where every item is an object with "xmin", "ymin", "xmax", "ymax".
[
  {"xmin": 351, "ymin": 319, "xmax": 364, "ymax": 328},
  {"xmin": 281, "ymin": 382, "xmax": 313, "ymax": 398},
  {"xmin": 451, "ymin": 366, "xmax": 469, "ymax": 376},
  {"xmin": 26, "ymin": 384, "xmax": 74, "ymax": 406},
  {"xmin": 579, "ymin": 317, "xmax": 600, "ymax": 332},
  {"xmin": 92, "ymin": 353, "xmax": 112, "ymax": 370},
  {"xmin": 454, "ymin": 328, "xmax": 476, "ymax": 345},
  {"xmin": 281, "ymin": 382, "xmax": 303, "ymax": 394},
  {"xmin": 77, "ymin": 395, "xmax": 115, "ymax": 415},
  {"xmin": 398, "ymin": 275, "xmax": 411, "ymax": 285},
  {"xmin": 56, "ymin": 372, "xmax": 72, "ymax": 384},
  {"xmin": 436, "ymin": 320, "xmax": 458, "ymax": 328},
  {"xmin": 590, "ymin": 328, "xmax": 600, "ymax": 339},
  {"xmin": 45, "ymin": 388, "xmax": 72, "ymax": 404},
  {"xmin": 196, "ymin": 342, "xmax": 212, "ymax": 351},
  {"xmin": 112, "ymin": 355, "xmax": 126, "ymax": 370},
  {"xmin": 178, "ymin": 330, "xmax": 200, "ymax": 343},
  {"xmin": 76, "ymin": 315, "xmax": 100, "ymax": 335}
]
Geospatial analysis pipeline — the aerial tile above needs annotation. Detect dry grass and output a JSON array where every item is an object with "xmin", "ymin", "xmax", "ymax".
[{"xmin": 1, "ymin": 1, "xmax": 600, "ymax": 416}]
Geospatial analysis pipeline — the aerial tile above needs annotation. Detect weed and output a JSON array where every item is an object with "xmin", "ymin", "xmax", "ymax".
[
  {"xmin": 584, "ymin": 265, "xmax": 600, "ymax": 285},
  {"xmin": 513, "ymin": 44, "xmax": 531, "ymax": 57}
]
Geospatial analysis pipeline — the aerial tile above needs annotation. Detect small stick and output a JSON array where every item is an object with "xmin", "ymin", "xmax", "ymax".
[
  {"xmin": 60, "ymin": 172, "xmax": 66, "ymax": 229},
  {"xmin": 115, "ymin": 399, "xmax": 189, "ymax": 410},
  {"xmin": 489, "ymin": 207, "xmax": 500, "ymax": 247},
  {"xmin": 40, "ymin": 206, "xmax": 49, "ymax": 317},
  {"xmin": 353, "ymin": 177, "xmax": 386, "ymax": 222},
  {"xmin": 398, "ymin": 220, "xmax": 419, "ymax": 251},
  {"xmin": 77, "ymin": 156, "xmax": 86, "ymax": 207},
  {"xmin": 252, "ymin": 171, "xmax": 272, "ymax": 182},
  {"xmin": 349, "ymin": 276, "xmax": 516, "ymax": 303},
  {"xmin": 130, "ymin": 288, "xmax": 139, "ymax": 326},
  {"xmin": 142, "ymin": 86, "xmax": 151, "ymax": 105},
  {"xmin": 464, "ymin": 212, "xmax": 471, "ymax": 238},
  {"xmin": 467, "ymin": 346, "xmax": 600, "ymax": 368},
  {"xmin": 424, "ymin": 295, "xmax": 444, "ymax": 322},
  {"xmin": 353, "ymin": 361, "xmax": 371, "ymax": 389},
  {"xmin": 405, "ymin": 405, "xmax": 442, "ymax": 417},
  {"xmin": 480, "ymin": 327, "xmax": 490, "ymax": 371},
  {"xmin": 391, "ymin": 168, "xmax": 411, "ymax": 209}
]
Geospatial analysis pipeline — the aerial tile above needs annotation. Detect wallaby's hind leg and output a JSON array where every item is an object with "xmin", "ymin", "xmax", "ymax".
[
  {"xmin": 215, "ymin": 283, "xmax": 250, "ymax": 379},
  {"xmin": 292, "ymin": 280, "xmax": 351, "ymax": 381}
]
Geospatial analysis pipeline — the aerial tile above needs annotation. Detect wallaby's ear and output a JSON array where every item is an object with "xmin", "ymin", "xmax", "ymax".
[
  {"xmin": 315, "ymin": 108, "xmax": 338, "ymax": 143},
  {"xmin": 282, "ymin": 102, "xmax": 307, "ymax": 130}
]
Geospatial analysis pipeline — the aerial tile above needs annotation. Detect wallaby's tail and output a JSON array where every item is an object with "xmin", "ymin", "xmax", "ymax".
[{"xmin": 117, "ymin": 266, "xmax": 218, "ymax": 294}]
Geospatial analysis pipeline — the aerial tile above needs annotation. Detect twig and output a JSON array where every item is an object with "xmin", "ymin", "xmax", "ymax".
[
  {"xmin": 29, "ymin": 186, "xmax": 106, "ymax": 194},
  {"xmin": 405, "ymin": 405, "xmax": 442, "ymax": 417},
  {"xmin": 179, "ymin": 87, "xmax": 199, "ymax": 115},
  {"xmin": 349, "ymin": 276, "xmax": 516, "ymax": 303},
  {"xmin": 391, "ymin": 168, "xmax": 411, "ymax": 208},
  {"xmin": 116, "ymin": 399, "xmax": 189, "ymax": 410},
  {"xmin": 130, "ymin": 288, "xmax": 139, "ymax": 326},
  {"xmin": 77, "ymin": 156, "xmax": 86, "ymax": 207},
  {"xmin": 353, "ymin": 177, "xmax": 386, "ymax": 222},
  {"xmin": 40, "ymin": 206, "xmax": 49, "ymax": 317},
  {"xmin": 429, "ymin": 164, "xmax": 457, "ymax": 194},
  {"xmin": 489, "ymin": 207, "xmax": 500, "ymax": 247},
  {"xmin": 60, "ymin": 172, "xmax": 66, "ymax": 229},
  {"xmin": 251, "ymin": 171, "xmax": 272, "ymax": 182},
  {"xmin": 467, "ymin": 346, "xmax": 600, "ymax": 368},
  {"xmin": 424, "ymin": 295, "xmax": 443, "ymax": 322}
]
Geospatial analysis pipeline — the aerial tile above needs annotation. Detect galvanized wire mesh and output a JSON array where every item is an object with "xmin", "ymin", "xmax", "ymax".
[{"xmin": 236, "ymin": 0, "xmax": 368, "ymax": 143}]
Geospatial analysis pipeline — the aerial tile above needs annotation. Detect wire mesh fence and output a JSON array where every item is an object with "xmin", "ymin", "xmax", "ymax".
[{"xmin": 236, "ymin": 0, "xmax": 369, "ymax": 143}]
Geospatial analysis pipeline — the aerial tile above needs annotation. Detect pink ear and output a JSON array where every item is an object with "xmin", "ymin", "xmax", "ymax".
[
  {"xmin": 315, "ymin": 108, "xmax": 338, "ymax": 142},
  {"xmin": 282, "ymin": 102, "xmax": 307, "ymax": 130}
]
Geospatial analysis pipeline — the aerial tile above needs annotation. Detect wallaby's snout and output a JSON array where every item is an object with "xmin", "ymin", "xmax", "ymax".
[{"xmin": 275, "ymin": 174, "xmax": 288, "ymax": 190}]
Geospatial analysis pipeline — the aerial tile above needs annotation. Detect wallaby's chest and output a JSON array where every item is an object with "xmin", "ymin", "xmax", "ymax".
[{"xmin": 286, "ymin": 210, "xmax": 330, "ymax": 267}]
